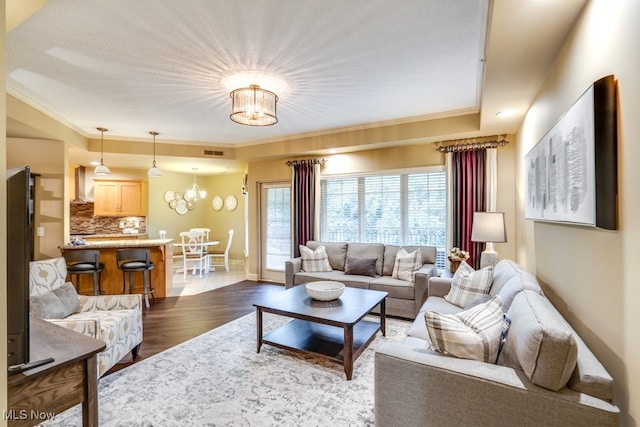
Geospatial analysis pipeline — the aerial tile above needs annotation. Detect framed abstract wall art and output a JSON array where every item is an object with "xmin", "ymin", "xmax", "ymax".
[{"xmin": 525, "ymin": 75, "xmax": 617, "ymax": 230}]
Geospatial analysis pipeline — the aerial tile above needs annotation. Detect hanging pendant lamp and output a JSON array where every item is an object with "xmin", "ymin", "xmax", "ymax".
[
  {"xmin": 94, "ymin": 127, "xmax": 111, "ymax": 175},
  {"xmin": 147, "ymin": 131, "xmax": 162, "ymax": 177}
]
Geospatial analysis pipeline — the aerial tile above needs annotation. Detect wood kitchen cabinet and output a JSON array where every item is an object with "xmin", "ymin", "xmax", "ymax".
[{"xmin": 93, "ymin": 180, "xmax": 143, "ymax": 216}]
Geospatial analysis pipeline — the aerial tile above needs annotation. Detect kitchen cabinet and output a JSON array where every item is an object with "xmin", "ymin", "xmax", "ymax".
[{"xmin": 93, "ymin": 180, "xmax": 143, "ymax": 216}]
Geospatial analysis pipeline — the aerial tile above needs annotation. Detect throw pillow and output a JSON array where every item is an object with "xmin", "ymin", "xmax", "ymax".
[
  {"xmin": 392, "ymin": 248, "xmax": 422, "ymax": 282},
  {"xmin": 299, "ymin": 245, "xmax": 332, "ymax": 272},
  {"xmin": 444, "ymin": 261, "xmax": 493, "ymax": 308},
  {"xmin": 344, "ymin": 257, "xmax": 377, "ymax": 277},
  {"xmin": 425, "ymin": 295, "xmax": 504, "ymax": 362},
  {"xmin": 30, "ymin": 282, "xmax": 79, "ymax": 319}
]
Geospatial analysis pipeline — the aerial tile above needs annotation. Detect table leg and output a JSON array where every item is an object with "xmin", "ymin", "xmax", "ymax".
[
  {"xmin": 83, "ymin": 354, "xmax": 99, "ymax": 426},
  {"xmin": 380, "ymin": 297, "xmax": 386, "ymax": 336},
  {"xmin": 344, "ymin": 325, "xmax": 354, "ymax": 380},
  {"xmin": 256, "ymin": 308, "xmax": 263, "ymax": 353}
]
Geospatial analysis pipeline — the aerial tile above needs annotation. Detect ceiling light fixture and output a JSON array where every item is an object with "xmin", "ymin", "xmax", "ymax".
[
  {"xmin": 94, "ymin": 127, "xmax": 111, "ymax": 176},
  {"xmin": 147, "ymin": 131, "xmax": 162, "ymax": 177},
  {"xmin": 230, "ymin": 84, "xmax": 278, "ymax": 126},
  {"xmin": 185, "ymin": 168, "xmax": 206, "ymax": 202}
]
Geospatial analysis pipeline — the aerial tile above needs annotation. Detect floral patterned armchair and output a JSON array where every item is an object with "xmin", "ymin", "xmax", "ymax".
[{"xmin": 29, "ymin": 257, "xmax": 143, "ymax": 377}]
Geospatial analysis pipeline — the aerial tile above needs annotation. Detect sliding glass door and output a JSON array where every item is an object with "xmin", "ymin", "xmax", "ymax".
[{"xmin": 260, "ymin": 183, "xmax": 291, "ymax": 281}]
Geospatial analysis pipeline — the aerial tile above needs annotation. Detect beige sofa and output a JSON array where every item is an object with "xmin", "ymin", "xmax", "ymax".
[
  {"xmin": 285, "ymin": 241, "xmax": 438, "ymax": 318},
  {"xmin": 29, "ymin": 257, "xmax": 143, "ymax": 377},
  {"xmin": 374, "ymin": 259, "xmax": 620, "ymax": 426}
]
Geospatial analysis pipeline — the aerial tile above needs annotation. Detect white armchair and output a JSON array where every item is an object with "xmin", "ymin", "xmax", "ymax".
[{"xmin": 29, "ymin": 257, "xmax": 143, "ymax": 377}]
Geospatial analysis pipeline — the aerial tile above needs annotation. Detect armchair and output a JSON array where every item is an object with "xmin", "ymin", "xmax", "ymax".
[{"xmin": 29, "ymin": 257, "xmax": 143, "ymax": 377}]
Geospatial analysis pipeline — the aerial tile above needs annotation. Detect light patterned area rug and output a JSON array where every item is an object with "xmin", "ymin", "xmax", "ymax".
[{"xmin": 43, "ymin": 312, "xmax": 410, "ymax": 426}]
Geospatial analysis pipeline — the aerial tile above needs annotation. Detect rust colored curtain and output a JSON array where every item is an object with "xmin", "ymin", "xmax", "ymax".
[
  {"xmin": 292, "ymin": 162, "xmax": 316, "ymax": 257},
  {"xmin": 452, "ymin": 150, "xmax": 486, "ymax": 269}
]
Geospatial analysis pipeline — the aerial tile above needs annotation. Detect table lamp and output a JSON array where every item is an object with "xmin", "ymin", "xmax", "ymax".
[{"xmin": 471, "ymin": 212, "xmax": 507, "ymax": 269}]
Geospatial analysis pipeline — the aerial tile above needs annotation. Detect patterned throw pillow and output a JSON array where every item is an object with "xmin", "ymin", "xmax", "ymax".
[
  {"xmin": 444, "ymin": 261, "xmax": 493, "ymax": 308},
  {"xmin": 392, "ymin": 248, "xmax": 422, "ymax": 282},
  {"xmin": 425, "ymin": 295, "xmax": 504, "ymax": 362},
  {"xmin": 299, "ymin": 245, "xmax": 332, "ymax": 272}
]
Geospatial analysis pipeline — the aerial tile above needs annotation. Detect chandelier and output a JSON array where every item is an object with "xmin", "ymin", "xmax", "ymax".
[
  {"xmin": 185, "ymin": 168, "xmax": 206, "ymax": 202},
  {"xmin": 230, "ymin": 84, "xmax": 278, "ymax": 126},
  {"xmin": 94, "ymin": 127, "xmax": 111, "ymax": 175}
]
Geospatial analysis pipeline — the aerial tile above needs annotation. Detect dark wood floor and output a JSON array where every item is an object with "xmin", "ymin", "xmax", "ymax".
[{"xmin": 106, "ymin": 280, "xmax": 284, "ymax": 375}]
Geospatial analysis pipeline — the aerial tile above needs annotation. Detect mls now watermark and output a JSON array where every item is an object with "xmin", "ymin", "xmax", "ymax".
[{"xmin": 3, "ymin": 409, "xmax": 56, "ymax": 421}]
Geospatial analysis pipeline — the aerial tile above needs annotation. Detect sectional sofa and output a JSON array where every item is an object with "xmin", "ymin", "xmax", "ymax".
[
  {"xmin": 285, "ymin": 241, "xmax": 438, "ymax": 318},
  {"xmin": 374, "ymin": 259, "xmax": 620, "ymax": 426}
]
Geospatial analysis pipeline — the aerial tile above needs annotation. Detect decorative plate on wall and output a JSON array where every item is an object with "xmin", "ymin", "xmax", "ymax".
[
  {"xmin": 176, "ymin": 200, "xmax": 188, "ymax": 215},
  {"xmin": 225, "ymin": 195, "xmax": 238, "ymax": 211},
  {"xmin": 164, "ymin": 190, "xmax": 175, "ymax": 202},
  {"xmin": 212, "ymin": 195, "xmax": 223, "ymax": 211}
]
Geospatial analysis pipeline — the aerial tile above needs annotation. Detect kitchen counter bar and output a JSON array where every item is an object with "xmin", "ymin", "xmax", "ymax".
[{"xmin": 59, "ymin": 239, "xmax": 174, "ymax": 299}]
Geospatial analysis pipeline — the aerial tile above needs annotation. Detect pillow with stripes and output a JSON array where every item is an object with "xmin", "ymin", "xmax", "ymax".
[
  {"xmin": 392, "ymin": 248, "xmax": 422, "ymax": 282},
  {"xmin": 299, "ymin": 245, "xmax": 332, "ymax": 272},
  {"xmin": 445, "ymin": 261, "xmax": 493, "ymax": 308},
  {"xmin": 425, "ymin": 295, "xmax": 504, "ymax": 362}
]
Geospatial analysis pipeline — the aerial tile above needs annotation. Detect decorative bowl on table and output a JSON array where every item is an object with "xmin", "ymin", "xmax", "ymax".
[{"xmin": 305, "ymin": 281, "xmax": 345, "ymax": 301}]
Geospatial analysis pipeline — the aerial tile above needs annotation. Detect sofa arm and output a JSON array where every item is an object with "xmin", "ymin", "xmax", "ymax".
[
  {"xmin": 428, "ymin": 276, "xmax": 452, "ymax": 298},
  {"xmin": 284, "ymin": 257, "xmax": 302, "ymax": 289},
  {"xmin": 375, "ymin": 343, "xmax": 620, "ymax": 427},
  {"xmin": 44, "ymin": 318, "xmax": 100, "ymax": 340},
  {"xmin": 414, "ymin": 264, "xmax": 437, "ymax": 307},
  {"xmin": 78, "ymin": 294, "xmax": 142, "ymax": 312}
]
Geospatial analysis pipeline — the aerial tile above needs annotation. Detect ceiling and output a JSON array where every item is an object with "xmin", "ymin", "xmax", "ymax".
[{"xmin": 6, "ymin": 0, "xmax": 587, "ymax": 175}]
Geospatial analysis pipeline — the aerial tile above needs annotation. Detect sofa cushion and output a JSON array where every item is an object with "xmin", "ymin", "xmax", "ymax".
[
  {"xmin": 498, "ymin": 290, "xmax": 577, "ymax": 391},
  {"xmin": 425, "ymin": 295, "xmax": 504, "ymax": 362},
  {"xmin": 344, "ymin": 256, "xmax": 377, "ymax": 277},
  {"xmin": 294, "ymin": 271, "xmax": 344, "ymax": 285},
  {"xmin": 70, "ymin": 309, "xmax": 140, "ymax": 349},
  {"xmin": 392, "ymin": 249, "xmax": 422, "ymax": 282},
  {"xmin": 491, "ymin": 271, "xmax": 542, "ymax": 312},
  {"xmin": 445, "ymin": 261, "xmax": 494, "ymax": 308},
  {"xmin": 383, "ymin": 245, "xmax": 437, "ymax": 276},
  {"xmin": 346, "ymin": 243, "xmax": 384, "ymax": 275},
  {"xmin": 490, "ymin": 259, "xmax": 524, "ymax": 296},
  {"xmin": 370, "ymin": 276, "xmax": 415, "ymax": 300},
  {"xmin": 30, "ymin": 282, "xmax": 79, "ymax": 319},
  {"xmin": 299, "ymin": 245, "xmax": 332, "ymax": 272},
  {"xmin": 306, "ymin": 241, "xmax": 348, "ymax": 271}
]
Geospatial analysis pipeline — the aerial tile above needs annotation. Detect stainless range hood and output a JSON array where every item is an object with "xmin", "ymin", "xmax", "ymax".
[{"xmin": 71, "ymin": 166, "xmax": 88, "ymax": 203}]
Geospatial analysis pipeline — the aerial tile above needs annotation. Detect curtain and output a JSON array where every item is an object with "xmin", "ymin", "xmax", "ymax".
[
  {"xmin": 292, "ymin": 162, "xmax": 318, "ymax": 257},
  {"xmin": 452, "ymin": 150, "xmax": 486, "ymax": 269}
]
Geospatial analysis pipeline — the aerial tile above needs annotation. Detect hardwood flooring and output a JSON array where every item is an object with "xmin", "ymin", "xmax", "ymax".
[{"xmin": 106, "ymin": 280, "xmax": 284, "ymax": 375}]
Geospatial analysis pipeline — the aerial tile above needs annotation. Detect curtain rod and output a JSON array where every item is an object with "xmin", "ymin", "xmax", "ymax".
[
  {"xmin": 286, "ymin": 158, "xmax": 326, "ymax": 166},
  {"xmin": 435, "ymin": 136, "xmax": 509, "ymax": 153}
]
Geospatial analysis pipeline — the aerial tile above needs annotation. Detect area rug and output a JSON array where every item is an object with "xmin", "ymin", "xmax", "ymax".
[{"xmin": 42, "ymin": 312, "xmax": 410, "ymax": 426}]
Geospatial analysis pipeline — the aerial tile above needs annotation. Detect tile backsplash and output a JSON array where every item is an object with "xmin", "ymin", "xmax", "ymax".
[{"xmin": 70, "ymin": 202, "xmax": 146, "ymax": 234}]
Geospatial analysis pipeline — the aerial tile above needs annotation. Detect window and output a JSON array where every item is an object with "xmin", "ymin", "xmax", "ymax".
[
  {"xmin": 264, "ymin": 185, "xmax": 291, "ymax": 271},
  {"xmin": 320, "ymin": 169, "xmax": 446, "ymax": 268}
]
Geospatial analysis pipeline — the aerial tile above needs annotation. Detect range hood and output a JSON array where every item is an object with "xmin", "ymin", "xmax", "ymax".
[{"xmin": 71, "ymin": 166, "xmax": 88, "ymax": 203}]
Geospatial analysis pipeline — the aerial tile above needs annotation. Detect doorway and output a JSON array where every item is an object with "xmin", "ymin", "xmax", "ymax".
[{"xmin": 260, "ymin": 183, "xmax": 291, "ymax": 282}]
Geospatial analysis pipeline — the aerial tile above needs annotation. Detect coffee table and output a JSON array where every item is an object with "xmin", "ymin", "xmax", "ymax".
[{"xmin": 254, "ymin": 285, "xmax": 388, "ymax": 380}]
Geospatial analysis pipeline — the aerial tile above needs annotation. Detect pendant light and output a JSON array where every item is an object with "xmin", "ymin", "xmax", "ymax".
[
  {"xmin": 94, "ymin": 127, "xmax": 111, "ymax": 175},
  {"xmin": 185, "ymin": 168, "xmax": 206, "ymax": 201},
  {"xmin": 147, "ymin": 131, "xmax": 162, "ymax": 177}
]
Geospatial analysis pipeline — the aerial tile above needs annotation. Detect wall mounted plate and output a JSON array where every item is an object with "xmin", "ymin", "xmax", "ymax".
[
  {"xmin": 225, "ymin": 195, "xmax": 238, "ymax": 211},
  {"xmin": 212, "ymin": 195, "xmax": 223, "ymax": 211},
  {"xmin": 164, "ymin": 190, "xmax": 175, "ymax": 202},
  {"xmin": 168, "ymin": 199, "xmax": 177, "ymax": 209},
  {"xmin": 176, "ymin": 200, "xmax": 188, "ymax": 215}
]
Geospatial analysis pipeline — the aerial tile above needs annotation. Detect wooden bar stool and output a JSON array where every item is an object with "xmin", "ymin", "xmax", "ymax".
[
  {"xmin": 63, "ymin": 250, "xmax": 105, "ymax": 296},
  {"xmin": 115, "ymin": 248, "xmax": 155, "ymax": 308}
]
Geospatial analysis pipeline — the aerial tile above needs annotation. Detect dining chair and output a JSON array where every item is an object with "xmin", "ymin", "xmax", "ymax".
[
  {"xmin": 189, "ymin": 227, "xmax": 210, "ymax": 241},
  {"xmin": 179, "ymin": 230, "xmax": 208, "ymax": 278},
  {"xmin": 207, "ymin": 229, "xmax": 234, "ymax": 272}
]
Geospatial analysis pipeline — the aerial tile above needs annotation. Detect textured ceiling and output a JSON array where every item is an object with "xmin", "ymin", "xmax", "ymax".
[{"xmin": 6, "ymin": 0, "xmax": 587, "ymax": 174}]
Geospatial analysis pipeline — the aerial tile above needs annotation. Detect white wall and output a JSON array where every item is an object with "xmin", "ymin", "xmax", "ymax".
[{"xmin": 515, "ymin": 1, "xmax": 640, "ymax": 424}]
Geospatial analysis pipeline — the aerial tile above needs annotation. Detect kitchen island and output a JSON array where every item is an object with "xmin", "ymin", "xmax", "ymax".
[{"xmin": 59, "ymin": 239, "xmax": 174, "ymax": 299}]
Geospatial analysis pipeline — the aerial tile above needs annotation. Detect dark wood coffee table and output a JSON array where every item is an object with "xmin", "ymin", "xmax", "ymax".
[{"xmin": 254, "ymin": 285, "xmax": 387, "ymax": 380}]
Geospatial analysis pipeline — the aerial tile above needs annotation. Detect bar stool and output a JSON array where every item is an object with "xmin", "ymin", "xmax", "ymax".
[
  {"xmin": 115, "ymin": 248, "xmax": 155, "ymax": 308},
  {"xmin": 63, "ymin": 250, "xmax": 105, "ymax": 296}
]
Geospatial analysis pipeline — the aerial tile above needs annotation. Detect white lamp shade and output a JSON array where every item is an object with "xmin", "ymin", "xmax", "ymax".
[
  {"xmin": 471, "ymin": 212, "xmax": 506, "ymax": 243},
  {"xmin": 94, "ymin": 163, "xmax": 111, "ymax": 176},
  {"xmin": 147, "ymin": 166, "xmax": 162, "ymax": 177}
]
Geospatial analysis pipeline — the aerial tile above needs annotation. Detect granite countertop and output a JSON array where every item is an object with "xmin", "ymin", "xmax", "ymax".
[
  {"xmin": 60, "ymin": 238, "xmax": 174, "ymax": 250},
  {"xmin": 70, "ymin": 233, "xmax": 149, "ymax": 238}
]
